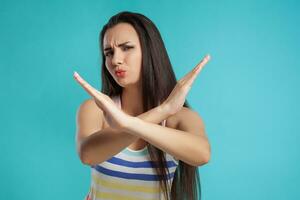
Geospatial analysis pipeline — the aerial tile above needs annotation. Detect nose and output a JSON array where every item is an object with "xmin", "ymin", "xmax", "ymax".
[{"xmin": 111, "ymin": 49, "xmax": 124, "ymax": 67}]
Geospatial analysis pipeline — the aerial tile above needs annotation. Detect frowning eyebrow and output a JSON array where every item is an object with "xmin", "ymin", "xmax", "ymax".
[{"xmin": 104, "ymin": 41, "xmax": 132, "ymax": 52}]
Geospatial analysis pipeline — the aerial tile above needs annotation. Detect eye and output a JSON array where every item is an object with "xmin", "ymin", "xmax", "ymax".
[
  {"xmin": 104, "ymin": 51, "xmax": 113, "ymax": 57},
  {"xmin": 122, "ymin": 45, "xmax": 134, "ymax": 51}
]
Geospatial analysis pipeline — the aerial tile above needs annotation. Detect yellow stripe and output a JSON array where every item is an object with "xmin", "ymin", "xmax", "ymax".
[
  {"xmin": 92, "ymin": 174, "xmax": 160, "ymax": 194},
  {"xmin": 93, "ymin": 190, "xmax": 159, "ymax": 200}
]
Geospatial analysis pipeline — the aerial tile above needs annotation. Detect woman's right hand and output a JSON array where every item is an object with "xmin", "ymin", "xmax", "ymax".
[
  {"xmin": 162, "ymin": 54, "xmax": 211, "ymax": 115},
  {"xmin": 74, "ymin": 72, "xmax": 134, "ymax": 131}
]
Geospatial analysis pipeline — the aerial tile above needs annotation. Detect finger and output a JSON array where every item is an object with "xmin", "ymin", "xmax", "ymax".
[
  {"xmin": 73, "ymin": 71, "xmax": 98, "ymax": 97},
  {"xmin": 181, "ymin": 54, "xmax": 211, "ymax": 84},
  {"xmin": 183, "ymin": 54, "xmax": 211, "ymax": 88},
  {"xmin": 193, "ymin": 54, "xmax": 210, "ymax": 73}
]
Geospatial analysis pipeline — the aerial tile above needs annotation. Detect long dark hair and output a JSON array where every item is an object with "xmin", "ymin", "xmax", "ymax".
[{"xmin": 99, "ymin": 11, "xmax": 201, "ymax": 200}]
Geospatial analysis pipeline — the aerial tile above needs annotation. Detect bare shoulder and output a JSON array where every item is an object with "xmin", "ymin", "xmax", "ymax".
[
  {"xmin": 75, "ymin": 98, "xmax": 104, "ymax": 144},
  {"xmin": 167, "ymin": 107, "xmax": 206, "ymax": 137}
]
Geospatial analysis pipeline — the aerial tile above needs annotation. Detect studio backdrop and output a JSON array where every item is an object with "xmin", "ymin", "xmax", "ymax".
[{"xmin": 0, "ymin": 0, "xmax": 299, "ymax": 199}]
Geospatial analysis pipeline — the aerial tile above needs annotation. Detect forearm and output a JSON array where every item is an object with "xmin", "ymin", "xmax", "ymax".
[
  {"xmin": 80, "ymin": 104, "xmax": 170, "ymax": 165},
  {"xmin": 122, "ymin": 117, "xmax": 210, "ymax": 166}
]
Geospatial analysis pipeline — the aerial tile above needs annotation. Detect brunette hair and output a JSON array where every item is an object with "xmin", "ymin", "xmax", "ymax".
[{"xmin": 99, "ymin": 11, "xmax": 201, "ymax": 200}]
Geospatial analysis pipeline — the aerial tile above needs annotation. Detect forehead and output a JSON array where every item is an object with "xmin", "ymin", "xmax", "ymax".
[{"xmin": 103, "ymin": 23, "xmax": 140, "ymax": 48}]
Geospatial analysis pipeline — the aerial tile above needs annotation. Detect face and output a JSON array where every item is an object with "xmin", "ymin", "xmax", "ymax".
[{"xmin": 103, "ymin": 23, "xmax": 143, "ymax": 88}]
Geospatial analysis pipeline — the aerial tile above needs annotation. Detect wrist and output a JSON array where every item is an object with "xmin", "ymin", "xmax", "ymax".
[
  {"xmin": 121, "ymin": 115, "xmax": 138, "ymax": 133},
  {"xmin": 159, "ymin": 102, "xmax": 171, "ymax": 117}
]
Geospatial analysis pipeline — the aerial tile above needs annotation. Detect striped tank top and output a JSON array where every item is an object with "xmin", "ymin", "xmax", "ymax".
[{"xmin": 85, "ymin": 95, "xmax": 179, "ymax": 200}]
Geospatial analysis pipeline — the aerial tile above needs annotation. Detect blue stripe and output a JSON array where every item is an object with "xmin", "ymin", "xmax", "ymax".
[
  {"xmin": 106, "ymin": 157, "xmax": 177, "ymax": 168},
  {"xmin": 92, "ymin": 165, "xmax": 175, "ymax": 181}
]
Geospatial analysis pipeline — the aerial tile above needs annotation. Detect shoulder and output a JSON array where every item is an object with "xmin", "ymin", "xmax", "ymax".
[
  {"xmin": 77, "ymin": 98, "xmax": 103, "ymax": 119},
  {"xmin": 76, "ymin": 98, "xmax": 104, "ymax": 142},
  {"xmin": 176, "ymin": 107, "xmax": 201, "ymax": 121},
  {"xmin": 167, "ymin": 107, "xmax": 206, "ymax": 136}
]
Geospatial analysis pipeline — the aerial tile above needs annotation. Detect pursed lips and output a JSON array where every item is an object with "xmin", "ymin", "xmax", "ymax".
[
  {"xmin": 115, "ymin": 69, "xmax": 126, "ymax": 73},
  {"xmin": 115, "ymin": 69, "xmax": 126, "ymax": 77}
]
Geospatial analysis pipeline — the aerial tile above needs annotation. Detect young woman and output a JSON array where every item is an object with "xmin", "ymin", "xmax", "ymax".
[{"xmin": 74, "ymin": 11, "xmax": 211, "ymax": 200}]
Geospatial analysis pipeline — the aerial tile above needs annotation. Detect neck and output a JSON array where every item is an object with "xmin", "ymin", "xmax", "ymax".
[{"xmin": 121, "ymin": 85, "xmax": 143, "ymax": 116}]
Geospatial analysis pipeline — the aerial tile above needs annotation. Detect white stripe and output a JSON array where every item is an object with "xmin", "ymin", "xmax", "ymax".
[
  {"xmin": 115, "ymin": 151, "xmax": 151, "ymax": 162},
  {"xmin": 115, "ymin": 151, "xmax": 177, "ymax": 165},
  {"xmin": 165, "ymin": 153, "xmax": 179, "ymax": 166}
]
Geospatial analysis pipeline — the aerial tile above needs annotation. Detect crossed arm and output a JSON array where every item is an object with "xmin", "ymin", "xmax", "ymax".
[
  {"xmin": 77, "ymin": 100, "xmax": 171, "ymax": 166},
  {"xmin": 77, "ymin": 100, "xmax": 210, "ymax": 167},
  {"xmin": 124, "ymin": 107, "xmax": 210, "ymax": 166},
  {"xmin": 75, "ymin": 55, "xmax": 211, "ymax": 167}
]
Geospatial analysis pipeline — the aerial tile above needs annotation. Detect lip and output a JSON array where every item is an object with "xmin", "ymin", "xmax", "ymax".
[
  {"xmin": 115, "ymin": 69, "xmax": 126, "ymax": 73},
  {"xmin": 115, "ymin": 70, "xmax": 126, "ymax": 78}
]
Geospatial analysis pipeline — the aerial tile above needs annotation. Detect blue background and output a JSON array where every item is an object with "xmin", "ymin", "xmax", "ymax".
[{"xmin": 1, "ymin": 0, "xmax": 299, "ymax": 199}]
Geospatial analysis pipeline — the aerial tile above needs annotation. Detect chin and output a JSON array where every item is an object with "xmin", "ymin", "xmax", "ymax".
[{"xmin": 117, "ymin": 80, "xmax": 139, "ymax": 88}]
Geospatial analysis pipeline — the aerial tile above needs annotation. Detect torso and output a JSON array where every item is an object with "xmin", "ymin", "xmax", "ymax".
[{"xmin": 84, "ymin": 98, "xmax": 184, "ymax": 199}]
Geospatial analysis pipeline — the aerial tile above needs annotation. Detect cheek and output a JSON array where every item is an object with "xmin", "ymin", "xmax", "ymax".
[
  {"xmin": 105, "ymin": 59, "xmax": 110, "ymax": 68},
  {"xmin": 128, "ymin": 52, "xmax": 142, "ymax": 74},
  {"xmin": 105, "ymin": 60, "xmax": 114, "ymax": 75}
]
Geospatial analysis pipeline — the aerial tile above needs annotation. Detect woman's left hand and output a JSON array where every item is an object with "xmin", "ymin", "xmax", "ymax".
[
  {"xmin": 162, "ymin": 54, "xmax": 211, "ymax": 115},
  {"xmin": 73, "ymin": 72, "xmax": 131, "ymax": 130}
]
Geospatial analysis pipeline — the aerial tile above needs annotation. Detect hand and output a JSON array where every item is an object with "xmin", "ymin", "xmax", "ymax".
[
  {"xmin": 162, "ymin": 54, "xmax": 210, "ymax": 115},
  {"xmin": 73, "ymin": 72, "xmax": 132, "ymax": 130}
]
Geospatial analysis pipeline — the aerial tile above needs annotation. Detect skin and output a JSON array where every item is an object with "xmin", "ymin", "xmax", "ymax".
[
  {"xmin": 74, "ymin": 22, "xmax": 211, "ymax": 166},
  {"xmin": 103, "ymin": 23, "xmax": 144, "ymax": 117}
]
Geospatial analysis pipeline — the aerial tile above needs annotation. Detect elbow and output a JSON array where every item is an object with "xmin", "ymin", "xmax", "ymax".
[
  {"xmin": 195, "ymin": 153, "xmax": 210, "ymax": 167},
  {"xmin": 199, "ymin": 142, "xmax": 211, "ymax": 166},
  {"xmin": 185, "ymin": 145, "xmax": 211, "ymax": 167},
  {"xmin": 195, "ymin": 148, "xmax": 211, "ymax": 167},
  {"xmin": 79, "ymin": 151, "xmax": 90, "ymax": 166},
  {"xmin": 78, "ymin": 146, "xmax": 94, "ymax": 166},
  {"xmin": 203, "ymin": 151, "xmax": 211, "ymax": 164}
]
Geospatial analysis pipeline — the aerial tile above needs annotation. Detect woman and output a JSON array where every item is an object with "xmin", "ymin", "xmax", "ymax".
[{"xmin": 74, "ymin": 11, "xmax": 211, "ymax": 200}]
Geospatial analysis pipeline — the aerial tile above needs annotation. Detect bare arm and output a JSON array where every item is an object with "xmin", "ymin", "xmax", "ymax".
[
  {"xmin": 122, "ymin": 107, "xmax": 211, "ymax": 167},
  {"xmin": 76, "ymin": 99, "xmax": 171, "ymax": 166},
  {"xmin": 74, "ymin": 55, "xmax": 211, "ymax": 166}
]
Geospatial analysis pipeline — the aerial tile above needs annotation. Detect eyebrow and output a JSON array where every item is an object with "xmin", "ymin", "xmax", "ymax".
[{"xmin": 104, "ymin": 41, "xmax": 132, "ymax": 52}]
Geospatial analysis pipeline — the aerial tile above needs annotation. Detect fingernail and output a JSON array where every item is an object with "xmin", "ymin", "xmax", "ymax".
[
  {"xmin": 206, "ymin": 54, "xmax": 211, "ymax": 60},
  {"xmin": 74, "ymin": 71, "xmax": 78, "ymax": 77}
]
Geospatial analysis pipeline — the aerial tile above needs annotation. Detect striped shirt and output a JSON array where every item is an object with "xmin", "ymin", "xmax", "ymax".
[{"xmin": 85, "ymin": 95, "xmax": 179, "ymax": 200}]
